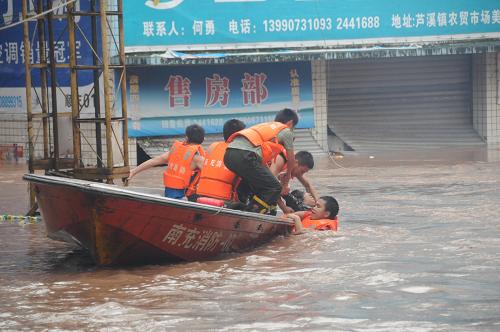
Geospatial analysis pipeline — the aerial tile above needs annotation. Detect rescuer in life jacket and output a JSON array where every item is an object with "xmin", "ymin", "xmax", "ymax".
[
  {"xmin": 270, "ymin": 150, "xmax": 319, "ymax": 214},
  {"xmin": 286, "ymin": 196, "xmax": 340, "ymax": 234},
  {"xmin": 189, "ymin": 119, "xmax": 246, "ymax": 204},
  {"xmin": 223, "ymin": 109, "xmax": 299, "ymax": 215},
  {"xmin": 236, "ymin": 150, "xmax": 318, "ymax": 213},
  {"xmin": 127, "ymin": 124, "xmax": 205, "ymax": 199}
]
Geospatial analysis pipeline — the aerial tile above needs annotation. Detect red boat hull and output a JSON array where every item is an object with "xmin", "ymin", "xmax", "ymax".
[{"xmin": 25, "ymin": 174, "xmax": 292, "ymax": 266}]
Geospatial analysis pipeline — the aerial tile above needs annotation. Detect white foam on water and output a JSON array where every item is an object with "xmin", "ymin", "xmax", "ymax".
[
  {"xmin": 364, "ymin": 270, "xmax": 403, "ymax": 286},
  {"xmin": 52, "ymin": 281, "xmax": 79, "ymax": 286},
  {"xmin": 275, "ymin": 267, "xmax": 320, "ymax": 274},
  {"xmin": 304, "ymin": 317, "xmax": 368, "ymax": 325},
  {"xmin": 322, "ymin": 237, "xmax": 338, "ymax": 244},
  {"xmin": 13, "ymin": 282, "xmax": 45, "ymax": 291},
  {"xmin": 245, "ymin": 255, "xmax": 276, "ymax": 264},
  {"xmin": 179, "ymin": 283, "xmax": 206, "ymax": 290},
  {"xmin": 401, "ymin": 286, "xmax": 435, "ymax": 294},
  {"xmin": 243, "ymin": 291, "xmax": 268, "ymax": 298},
  {"xmin": 221, "ymin": 322, "xmax": 298, "ymax": 331},
  {"xmin": 183, "ymin": 270, "xmax": 220, "ymax": 279},
  {"xmin": 442, "ymin": 273, "xmax": 469, "ymax": 278},
  {"xmin": 279, "ymin": 303, "xmax": 303, "ymax": 309},
  {"xmin": 362, "ymin": 320, "xmax": 447, "ymax": 332},
  {"xmin": 0, "ymin": 320, "xmax": 19, "ymax": 329}
]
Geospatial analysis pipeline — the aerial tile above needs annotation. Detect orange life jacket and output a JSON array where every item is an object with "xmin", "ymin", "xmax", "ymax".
[
  {"xmin": 185, "ymin": 170, "xmax": 201, "ymax": 198},
  {"xmin": 196, "ymin": 141, "xmax": 238, "ymax": 201},
  {"xmin": 301, "ymin": 212, "xmax": 338, "ymax": 231},
  {"xmin": 163, "ymin": 140, "xmax": 204, "ymax": 190},
  {"xmin": 227, "ymin": 121, "xmax": 288, "ymax": 164},
  {"xmin": 271, "ymin": 146, "xmax": 288, "ymax": 168}
]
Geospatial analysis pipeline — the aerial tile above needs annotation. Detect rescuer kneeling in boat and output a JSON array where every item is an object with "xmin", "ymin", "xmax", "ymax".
[
  {"xmin": 223, "ymin": 109, "xmax": 298, "ymax": 215},
  {"xmin": 190, "ymin": 119, "xmax": 246, "ymax": 205},
  {"xmin": 127, "ymin": 124, "xmax": 206, "ymax": 199},
  {"xmin": 236, "ymin": 150, "xmax": 318, "ymax": 214},
  {"xmin": 286, "ymin": 196, "xmax": 339, "ymax": 234}
]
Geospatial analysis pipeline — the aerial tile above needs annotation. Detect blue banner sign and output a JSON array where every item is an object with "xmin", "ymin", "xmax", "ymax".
[
  {"xmin": 0, "ymin": 0, "xmax": 98, "ymax": 114},
  {"xmin": 124, "ymin": 62, "xmax": 313, "ymax": 137},
  {"xmin": 124, "ymin": 0, "xmax": 500, "ymax": 50},
  {"xmin": 0, "ymin": 0, "xmax": 96, "ymax": 88}
]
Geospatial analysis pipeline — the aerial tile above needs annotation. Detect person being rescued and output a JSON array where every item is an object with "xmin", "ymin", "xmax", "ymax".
[
  {"xmin": 189, "ymin": 119, "xmax": 246, "ymax": 205},
  {"xmin": 223, "ymin": 108, "xmax": 299, "ymax": 215},
  {"xmin": 270, "ymin": 150, "xmax": 319, "ymax": 214},
  {"xmin": 283, "ymin": 189, "xmax": 316, "ymax": 212},
  {"xmin": 286, "ymin": 196, "xmax": 339, "ymax": 234},
  {"xmin": 127, "ymin": 124, "xmax": 205, "ymax": 199}
]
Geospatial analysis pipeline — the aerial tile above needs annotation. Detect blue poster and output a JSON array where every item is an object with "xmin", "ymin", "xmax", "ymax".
[
  {"xmin": 0, "ymin": 0, "xmax": 99, "ymax": 114},
  {"xmin": 124, "ymin": 62, "xmax": 313, "ymax": 137},
  {"xmin": 0, "ymin": 0, "xmax": 97, "ymax": 88},
  {"xmin": 124, "ymin": 0, "xmax": 500, "ymax": 50}
]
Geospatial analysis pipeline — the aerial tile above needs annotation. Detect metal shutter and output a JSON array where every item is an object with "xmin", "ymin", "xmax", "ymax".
[{"xmin": 327, "ymin": 55, "xmax": 484, "ymax": 152}]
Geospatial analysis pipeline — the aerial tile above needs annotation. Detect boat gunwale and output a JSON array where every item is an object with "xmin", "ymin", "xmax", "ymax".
[{"xmin": 23, "ymin": 174, "xmax": 292, "ymax": 226}]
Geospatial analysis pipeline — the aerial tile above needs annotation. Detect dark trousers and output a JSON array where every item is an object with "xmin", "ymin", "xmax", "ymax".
[{"xmin": 224, "ymin": 148, "xmax": 281, "ymax": 206}]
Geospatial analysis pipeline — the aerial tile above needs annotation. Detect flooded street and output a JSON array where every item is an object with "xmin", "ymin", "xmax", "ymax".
[{"xmin": 1, "ymin": 148, "xmax": 500, "ymax": 331}]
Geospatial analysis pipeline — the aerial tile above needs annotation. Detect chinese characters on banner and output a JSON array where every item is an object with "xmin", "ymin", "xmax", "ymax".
[
  {"xmin": 391, "ymin": 10, "xmax": 500, "ymax": 29},
  {"xmin": 0, "ymin": 40, "xmax": 82, "ymax": 66},
  {"xmin": 124, "ymin": 1, "xmax": 500, "ymax": 50},
  {"xmin": 164, "ymin": 73, "xmax": 269, "ymax": 108},
  {"xmin": 205, "ymin": 74, "xmax": 229, "ymax": 107},
  {"xmin": 123, "ymin": 62, "xmax": 314, "ymax": 137},
  {"xmin": 165, "ymin": 75, "xmax": 191, "ymax": 108},
  {"xmin": 140, "ymin": 10, "xmax": 500, "ymax": 39}
]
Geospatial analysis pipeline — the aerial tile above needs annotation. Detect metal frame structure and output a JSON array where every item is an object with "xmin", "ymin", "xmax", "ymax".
[{"xmin": 21, "ymin": 0, "xmax": 129, "ymax": 209}]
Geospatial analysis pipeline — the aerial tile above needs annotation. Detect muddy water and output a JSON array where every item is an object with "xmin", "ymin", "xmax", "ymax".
[{"xmin": 1, "ymin": 148, "xmax": 499, "ymax": 331}]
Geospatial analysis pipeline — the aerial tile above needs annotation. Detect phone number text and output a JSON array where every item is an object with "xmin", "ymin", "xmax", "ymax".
[{"xmin": 263, "ymin": 16, "xmax": 380, "ymax": 32}]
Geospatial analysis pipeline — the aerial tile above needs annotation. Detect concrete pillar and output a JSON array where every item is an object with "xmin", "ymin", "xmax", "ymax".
[
  {"xmin": 311, "ymin": 60, "xmax": 329, "ymax": 152},
  {"xmin": 472, "ymin": 52, "xmax": 500, "ymax": 145}
]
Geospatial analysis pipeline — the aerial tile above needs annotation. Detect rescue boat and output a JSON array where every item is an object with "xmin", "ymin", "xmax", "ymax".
[{"xmin": 23, "ymin": 174, "xmax": 293, "ymax": 266}]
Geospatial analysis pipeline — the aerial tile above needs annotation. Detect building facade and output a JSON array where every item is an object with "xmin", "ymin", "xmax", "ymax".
[{"xmin": 1, "ymin": 0, "xmax": 500, "ymax": 166}]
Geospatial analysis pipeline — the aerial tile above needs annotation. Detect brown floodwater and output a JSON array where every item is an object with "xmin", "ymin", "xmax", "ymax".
[{"xmin": 1, "ymin": 147, "xmax": 499, "ymax": 331}]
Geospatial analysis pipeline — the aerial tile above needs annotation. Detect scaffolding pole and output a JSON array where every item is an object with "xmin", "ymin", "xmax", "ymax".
[{"xmin": 22, "ymin": 0, "xmax": 130, "ymax": 213}]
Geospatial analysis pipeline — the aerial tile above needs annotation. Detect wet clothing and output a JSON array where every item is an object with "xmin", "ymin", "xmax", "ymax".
[
  {"xmin": 283, "ymin": 190, "xmax": 308, "ymax": 211},
  {"xmin": 300, "ymin": 211, "xmax": 338, "ymax": 231},
  {"xmin": 224, "ymin": 148, "xmax": 281, "ymax": 211},
  {"xmin": 224, "ymin": 122, "xmax": 294, "ymax": 212}
]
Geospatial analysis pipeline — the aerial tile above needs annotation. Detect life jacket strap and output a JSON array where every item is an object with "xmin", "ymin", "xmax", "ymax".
[{"xmin": 250, "ymin": 195, "xmax": 272, "ymax": 214}]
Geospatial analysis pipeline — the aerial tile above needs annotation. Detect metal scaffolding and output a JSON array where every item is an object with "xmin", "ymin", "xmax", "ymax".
[{"xmin": 21, "ymin": 0, "xmax": 129, "ymax": 209}]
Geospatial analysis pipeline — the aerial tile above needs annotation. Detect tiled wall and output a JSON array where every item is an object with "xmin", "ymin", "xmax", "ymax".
[
  {"xmin": 311, "ymin": 60, "xmax": 328, "ymax": 151},
  {"xmin": 472, "ymin": 52, "xmax": 500, "ymax": 144}
]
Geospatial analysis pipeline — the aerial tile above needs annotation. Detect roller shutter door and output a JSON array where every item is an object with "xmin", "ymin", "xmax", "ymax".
[{"xmin": 327, "ymin": 55, "xmax": 484, "ymax": 152}]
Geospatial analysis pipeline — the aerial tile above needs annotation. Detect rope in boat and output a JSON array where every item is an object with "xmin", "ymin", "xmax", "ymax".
[{"xmin": 0, "ymin": 214, "xmax": 42, "ymax": 225}]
